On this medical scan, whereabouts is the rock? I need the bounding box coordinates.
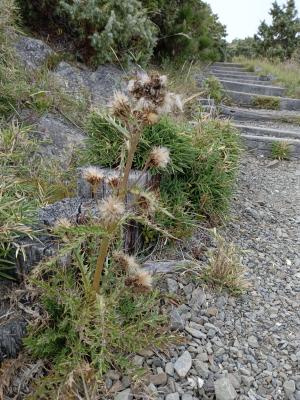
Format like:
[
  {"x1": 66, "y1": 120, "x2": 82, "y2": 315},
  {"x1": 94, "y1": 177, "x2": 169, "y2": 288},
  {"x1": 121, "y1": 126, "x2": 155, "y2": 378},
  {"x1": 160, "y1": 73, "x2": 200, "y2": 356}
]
[
  {"x1": 174, "y1": 351, "x2": 192, "y2": 378},
  {"x1": 149, "y1": 373, "x2": 167, "y2": 386},
  {"x1": 33, "y1": 113, "x2": 85, "y2": 167},
  {"x1": 214, "y1": 377, "x2": 237, "y2": 400},
  {"x1": 197, "y1": 377, "x2": 204, "y2": 388},
  {"x1": 182, "y1": 395, "x2": 193, "y2": 400},
  {"x1": 170, "y1": 308, "x2": 185, "y2": 331},
  {"x1": 132, "y1": 355, "x2": 144, "y2": 367},
  {"x1": 15, "y1": 35, "x2": 54, "y2": 69},
  {"x1": 284, "y1": 380, "x2": 296, "y2": 397},
  {"x1": 114, "y1": 389, "x2": 131, "y2": 400},
  {"x1": 228, "y1": 373, "x2": 241, "y2": 389},
  {"x1": 190, "y1": 288, "x2": 206, "y2": 310},
  {"x1": 185, "y1": 326, "x2": 206, "y2": 339},
  {"x1": 147, "y1": 383, "x2": 158, "y2": 396},
  {"x1": 0, "y1": 317, "x2": 27, "y2": 362},
  {"x1": 165, "y1": 362, "x2": 174, "y2": 376},
  {"x1": 165, "y1": 393, "x2": 180, "y2": 400},
  {"x1": 167, "y1": 278, "x2": 179, "y2": 293},
  {"x1": 53, "y1": 62, "x2": 125, "y2": 105},
  {"x1": 193, "y1": 360, "x2": 209, "y2": 379},
  {"x1": 248, "y1": 335, "x2": 259, "y2": 348}
]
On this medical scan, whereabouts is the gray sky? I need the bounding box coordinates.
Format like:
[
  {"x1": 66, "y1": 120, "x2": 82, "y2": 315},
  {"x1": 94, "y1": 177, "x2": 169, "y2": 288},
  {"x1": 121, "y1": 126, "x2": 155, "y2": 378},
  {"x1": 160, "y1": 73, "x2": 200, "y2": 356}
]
[{"x1": 206, "y1": 0, "x2": 300, "y2": 41}]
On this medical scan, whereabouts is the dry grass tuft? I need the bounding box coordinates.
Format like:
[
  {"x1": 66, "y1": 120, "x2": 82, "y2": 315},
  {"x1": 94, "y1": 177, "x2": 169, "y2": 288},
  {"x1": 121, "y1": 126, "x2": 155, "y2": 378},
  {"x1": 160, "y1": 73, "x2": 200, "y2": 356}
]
[{"x1": 202, "y1": 234, "x2": 250, "y2": 295}]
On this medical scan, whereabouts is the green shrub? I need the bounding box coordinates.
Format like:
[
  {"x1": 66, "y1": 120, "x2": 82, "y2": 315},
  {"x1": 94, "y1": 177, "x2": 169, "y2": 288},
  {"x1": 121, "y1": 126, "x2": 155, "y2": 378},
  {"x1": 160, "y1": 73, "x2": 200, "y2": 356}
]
[
  {"x1": 17, "y1": 0, "x2": 226, "y2": 64},
  {"x1": 84, "y1": 114, "x2": 240, "y2": 230},
  {"x1": 17, "y1": 0, "x2": 157, "y2": 65}
]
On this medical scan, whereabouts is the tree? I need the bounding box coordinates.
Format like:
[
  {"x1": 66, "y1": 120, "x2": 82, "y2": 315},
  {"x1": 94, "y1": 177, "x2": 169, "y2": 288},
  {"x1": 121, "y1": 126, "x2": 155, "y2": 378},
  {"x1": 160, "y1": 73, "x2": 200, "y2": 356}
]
[{"x1": 255, "y1": 0, "x2": 300, "y2": 60}]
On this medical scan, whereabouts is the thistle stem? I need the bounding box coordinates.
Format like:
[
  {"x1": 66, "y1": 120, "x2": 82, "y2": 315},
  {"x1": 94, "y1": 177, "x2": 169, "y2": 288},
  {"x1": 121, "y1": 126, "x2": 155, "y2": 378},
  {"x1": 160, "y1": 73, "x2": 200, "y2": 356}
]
[
  {"x1": 92, "y1": 236, "x2": 110, "y2": 291},
  {"x1": 119, "y1": 129, "x2": 142, "y2": 200}
]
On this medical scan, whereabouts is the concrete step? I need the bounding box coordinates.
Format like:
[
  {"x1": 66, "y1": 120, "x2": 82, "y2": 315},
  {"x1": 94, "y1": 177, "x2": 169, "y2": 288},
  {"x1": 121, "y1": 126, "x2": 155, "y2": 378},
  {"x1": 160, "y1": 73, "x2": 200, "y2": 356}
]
[
  {"x1": 209, "y1": 69, "x2": 272, "y2": 80},
  {"x1": 220, "y1": 80, "x2": 284, "y2": 97},
  {"x1": 210, "y1": 67, "x2": 249, "y2": 74},
  {"x1": 208, "y1": 72, "x2": 266, "y2": 82},
  {"x1": 221, "y1": 105, "x2": 300, "y2": 123},
  {"x1": 211, "y1": 64, "x2": 249, "y2": 73},
  {"x1": 241, "y1": 134, "x2": 300, "y2": 160},
  {"x1": 233, "y1": 123, "x2": 300, "y2": 140},
  {"x1": 213, "y1": 62, "x2": 244, "y2": 68},
  {"x1": 226, "y1": 90, "x2": 300, "y2": 111}
]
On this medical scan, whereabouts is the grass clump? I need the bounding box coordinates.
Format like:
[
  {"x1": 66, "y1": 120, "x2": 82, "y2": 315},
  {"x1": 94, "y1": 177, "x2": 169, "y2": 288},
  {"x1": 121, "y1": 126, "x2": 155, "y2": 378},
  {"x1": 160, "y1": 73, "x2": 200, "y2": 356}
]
[
  {"x1": 201, "y1": 234, "x2": 249, "y2": 295},
  {"x1": 271, "y1": 141, "x2": 290, "y2": 160},
  {"x1": 84, "y1": 114, "x2": 240, "y2": 233},
  {"x1": 203, "y1": 76, "x2": 225, "y2": 104},
  {"x1": 252, "y1": 95, "x2": 280, "y2": 110}
]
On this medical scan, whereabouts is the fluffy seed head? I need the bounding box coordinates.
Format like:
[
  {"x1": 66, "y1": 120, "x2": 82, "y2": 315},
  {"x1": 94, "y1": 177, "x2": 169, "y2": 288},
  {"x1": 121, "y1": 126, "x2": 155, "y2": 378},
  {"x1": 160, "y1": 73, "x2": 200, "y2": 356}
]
[
  {"x1": 150, "y1": 146, "x2": 170, "y2": 168},
  {"x1": 83, "y1": 167, "x2": 104, "y2": 186},
  {"x1": 157, "y1": 92, "x2": 183, "y2": 114},
  {"x1": 106, "y1": 175, "x2": 121, "y2": 189},
  {"x1": 126, "y1": 270, "x2": 153, "y2": 291},
  {"x1": 110, "y1": 91, "x2": 131, "y2": 118},
  {"x1": 113, "y1": 251, "x2": 140, "y2": 275},
  {"x1": 99, "y1": 196, "x2": 125, "y2": 225}
]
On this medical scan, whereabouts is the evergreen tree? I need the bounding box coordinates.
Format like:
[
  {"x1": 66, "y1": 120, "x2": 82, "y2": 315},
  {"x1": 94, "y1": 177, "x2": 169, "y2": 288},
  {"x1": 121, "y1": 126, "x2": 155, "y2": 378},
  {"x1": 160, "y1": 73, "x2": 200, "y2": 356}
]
[{"x1": 255, "y1": 0, "x2": 300, "y2": 60}]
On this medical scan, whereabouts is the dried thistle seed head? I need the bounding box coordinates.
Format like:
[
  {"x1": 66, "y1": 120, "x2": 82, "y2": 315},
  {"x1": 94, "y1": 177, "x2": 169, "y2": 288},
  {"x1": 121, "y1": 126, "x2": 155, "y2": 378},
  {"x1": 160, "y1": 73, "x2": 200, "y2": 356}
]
[
  {"x1": 149, "y1": 146, "x2": 170, "y2": 168},
  {"x1": 113, "y1": 251, "x2": 140, "y2": 274},
  {"x1": 106, "y1": 175, "x2": 121, "y2": 189},
  {"x1": 146, "y1": 112, "x2": 159, "y2": 125},
  {"x1": 99, "y1": 196, "x2": 125, "y2": 225},
  {"x1": 137, "y1": 191, "x2": 157, "y2": 214},
  {"x1": 110, "y1": 91, "x2": 131, "y2": 118},
  {"x1": 127, "y1": 79, "x2": 135, "y2": 92},
  {"x1": 83, "y1": 166, "x2": 104, "y2": 186},
  {"x1": 157, "y1": 92, "x2": 183, "y2": 114},
  {"x1": 126, "y1": 270, "x2": 153, "y2": 291},
  {"x1": 134, "y1": 97, "x2": 153, "y2": 111},
  {"x1": 159, "y1": 75, "x2": 168, "y2": 87}
]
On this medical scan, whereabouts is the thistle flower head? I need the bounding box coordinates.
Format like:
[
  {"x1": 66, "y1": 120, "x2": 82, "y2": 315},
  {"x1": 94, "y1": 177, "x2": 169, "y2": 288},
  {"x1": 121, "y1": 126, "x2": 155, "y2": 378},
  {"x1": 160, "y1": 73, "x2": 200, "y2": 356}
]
[
  {"x1": 113, "y1": 251, "x2": 140, "y2": 275},
  {"x1": 126, "y1": 270, "x2": 153, "y2": 291},
  {"x1": 82, "y1": 166, "x2": 104, "y2": 186},
  {"x1": 106, "y1": 175, "x2": 121, "y2": 189},
  {"x1": 99, "y1": 196, "x2": 125, "y2": 225},
  {"x1": 136, "y1": 190, "x2": 157, "y2": 215},
  {"x1": 149, "y1": 146, "x2": 170, "y2": 168},
  {"x1": 110, "y1": 91, "x2": 131, "y2": 118}
]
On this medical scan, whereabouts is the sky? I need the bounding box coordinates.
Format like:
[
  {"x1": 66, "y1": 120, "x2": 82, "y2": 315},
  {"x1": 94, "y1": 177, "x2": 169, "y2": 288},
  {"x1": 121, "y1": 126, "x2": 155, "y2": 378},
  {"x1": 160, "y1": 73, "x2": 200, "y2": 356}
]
[{"x1": 206, "y1": 0, "x2": 300, "y2": 41}]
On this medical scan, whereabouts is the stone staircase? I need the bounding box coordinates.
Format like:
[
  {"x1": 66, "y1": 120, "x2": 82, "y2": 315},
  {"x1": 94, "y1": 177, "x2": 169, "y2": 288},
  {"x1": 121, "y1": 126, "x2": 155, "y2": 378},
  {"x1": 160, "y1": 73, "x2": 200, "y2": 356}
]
[{"x1": 205, "y1": 62, "x2": 300, "y2": 160}]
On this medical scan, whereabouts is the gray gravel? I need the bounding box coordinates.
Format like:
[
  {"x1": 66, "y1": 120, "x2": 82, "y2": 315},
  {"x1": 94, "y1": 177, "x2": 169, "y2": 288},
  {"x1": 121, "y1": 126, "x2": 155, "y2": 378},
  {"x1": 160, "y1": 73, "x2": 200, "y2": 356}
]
[{"x1": 111, "y1": 154, "x2": 300, "y2": 400}]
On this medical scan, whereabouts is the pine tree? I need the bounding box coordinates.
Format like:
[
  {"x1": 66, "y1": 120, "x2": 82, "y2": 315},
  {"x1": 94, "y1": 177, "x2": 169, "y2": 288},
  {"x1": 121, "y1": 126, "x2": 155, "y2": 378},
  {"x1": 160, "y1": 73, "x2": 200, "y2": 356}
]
[{"x1": 255, "y1": 0, "x2": 300, "y2": 60}]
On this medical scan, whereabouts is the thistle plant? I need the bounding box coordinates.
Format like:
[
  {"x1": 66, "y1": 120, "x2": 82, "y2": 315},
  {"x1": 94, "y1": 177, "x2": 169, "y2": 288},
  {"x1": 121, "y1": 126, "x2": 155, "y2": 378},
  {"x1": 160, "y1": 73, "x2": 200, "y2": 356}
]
[{"x1": 82, "y1": 71, "x2": 182, "y2": 292}]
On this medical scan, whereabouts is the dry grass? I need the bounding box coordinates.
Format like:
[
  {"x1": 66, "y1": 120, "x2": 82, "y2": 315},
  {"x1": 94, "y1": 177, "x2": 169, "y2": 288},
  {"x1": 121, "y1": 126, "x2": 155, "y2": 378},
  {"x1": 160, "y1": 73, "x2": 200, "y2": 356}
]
[
  {"x1": 202, "y1": 234, "x2": 249, "y2": 295},
  {"x1": 234, "y1": 56, "x2": 300, "y2": 99}
]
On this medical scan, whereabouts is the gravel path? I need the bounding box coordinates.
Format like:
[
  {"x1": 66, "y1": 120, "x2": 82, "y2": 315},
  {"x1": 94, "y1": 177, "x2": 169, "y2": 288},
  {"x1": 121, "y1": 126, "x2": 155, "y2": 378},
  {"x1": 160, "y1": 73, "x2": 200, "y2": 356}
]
[
  {"x1": 219, "y1": 155, "x2": 300, "y2": 399},
  {"x1": 130, "y1": 155, "x2": 300, "y2": 400}
]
